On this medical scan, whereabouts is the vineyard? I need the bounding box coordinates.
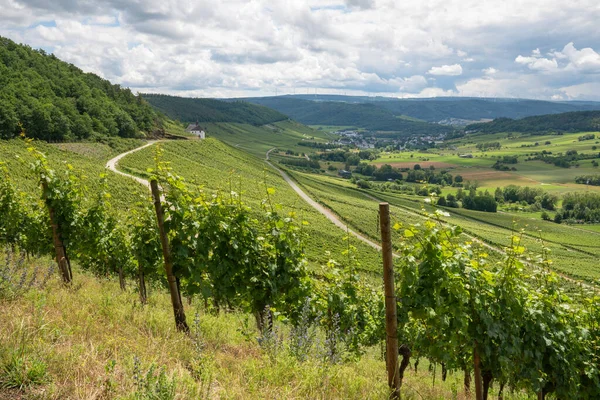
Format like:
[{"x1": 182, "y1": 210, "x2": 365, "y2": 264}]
[{"x1": 1, "y1": 136, "x2": 599, "y2": 399}]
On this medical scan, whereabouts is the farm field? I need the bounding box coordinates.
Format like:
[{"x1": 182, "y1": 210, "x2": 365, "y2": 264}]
[
  {"x1": 370, "y1": 131, "x2": 600, "y2": 194},
  {"x1": 203, "y1": 120, "x2": 334, "y2": 158},
  {"x1": 115, "y1": 139, "x2": 382, "y2": 272},
  {"x1": 280, "y1": 166, "x2": 600, "y2": 283}
]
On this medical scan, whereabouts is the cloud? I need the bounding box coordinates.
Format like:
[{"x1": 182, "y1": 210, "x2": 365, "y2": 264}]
[
  {"x1": 515, "y1": 55, "x2": 558, "y2": 72},
  {"x1": 1, "y1": 0, "x2": 600, "y2": 99},
  {"x1": 428, "y1": 64, "x2": 463, "y2": 76},
  {"x1": 560, "y1": 42, "x2": 600, "y2": 72}
]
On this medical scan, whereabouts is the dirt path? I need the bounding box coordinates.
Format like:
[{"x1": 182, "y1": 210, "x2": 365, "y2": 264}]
[
  {"x1": 105, "y1": 141, "x2": 158, "y2": 189},
  {"x1": 265, "y1": 148, "x2": 382, "y2": 250}
]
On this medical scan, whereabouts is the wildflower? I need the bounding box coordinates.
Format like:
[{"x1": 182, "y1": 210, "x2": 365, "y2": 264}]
[{"x1": 435, "y1": 209, "x2": 450, "y2": 217}]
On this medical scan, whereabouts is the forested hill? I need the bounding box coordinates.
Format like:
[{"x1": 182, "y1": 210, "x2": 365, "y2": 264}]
[
  {"x1": 143, "y1": 94, "x2": 288, "y2": 125},
  {"x1": 466, "y1": 110, "x2": 600, "y2": 134},
  {"x1": 0, "y1": 36, "x2": 165, "y2": 141},
  {"x1": 241, "y1": 97, "x2": 454, "y2": 135},
  {"x1": 244, "y1": 95, "x2": 600, "y2": 124}
]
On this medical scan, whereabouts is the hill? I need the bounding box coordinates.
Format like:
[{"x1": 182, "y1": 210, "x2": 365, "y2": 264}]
[
  {"x1": 466, "y1": 110, "x2": 600, "y2": 134},
  {"x1": 240, "y1": 97, "x2": 454, "y2": 135},
  {"x1": 243, "y1": 95, "x2": 600, "y2": 124},
  {"x1": 0, "y1": 36, "x2": 168, "y2": 141},
  {"x1": 143, "y1": 94, "x2": 288, "y2": 125}
]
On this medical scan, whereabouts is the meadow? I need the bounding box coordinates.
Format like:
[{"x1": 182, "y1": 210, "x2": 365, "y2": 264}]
[{"x1": 370, "y1": 131, "x2": 600, "y2": 194}]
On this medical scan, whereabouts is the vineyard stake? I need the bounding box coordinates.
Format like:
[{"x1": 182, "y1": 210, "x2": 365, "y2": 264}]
[
  {"x1": 42, "y1": 181, "x2": 72, "y2": 284},
  {"x1": 150, "y1": 179, "x2": 190, "y2": 333},
  {"x1": 379, "y1": 202, "x2": 400, "y2": 399}
]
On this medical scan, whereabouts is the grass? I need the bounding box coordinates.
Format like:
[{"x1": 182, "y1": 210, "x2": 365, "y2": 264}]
[{"x1": 0, "y1": 253, "x2": 534, "y2": 399}]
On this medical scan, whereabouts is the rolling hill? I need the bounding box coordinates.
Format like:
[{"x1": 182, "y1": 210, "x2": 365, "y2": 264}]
[
  {"x1": 242, "y1": 95, "x2": 600, "y2": 125},
  {"x1": 0, "y1": 36, "x2": 166, "y2": 141},
  {"x1": 142, "y1": 94, "x2": 288, "y2": 125},
  {"x1": 239, "y1": 97, "x2": 454, "y2": 135},
  {"x1": 466, "y1": 110, "x2": 600, "y2": 134}
]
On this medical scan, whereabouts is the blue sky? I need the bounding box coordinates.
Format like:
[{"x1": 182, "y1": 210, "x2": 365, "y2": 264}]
[{"x1": 1, "y1": 0, "x2": 600, "y2": 100}]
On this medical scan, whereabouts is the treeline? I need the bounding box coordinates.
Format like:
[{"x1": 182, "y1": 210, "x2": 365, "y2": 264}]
[
  {"x1": 437, "y1": 189, "x2": 498, "y2": 212},
  {"x1": 297, "y1": 141, "x2": 338, "y2": 149},
  {"x1": 554, "y1": 192, "x2": 600, "y2": 223},
  {"x1": 530, "y1": 150, "x2": 600, "y2": 168},
  {"x1": 142, "y1": 94, "x2": 288, "y2": 126},
  {"x1": 0, "y1": 36, "x2": 163, "y2": 141},
  {"x1": 278, "y1": 158, "x2": 321, "y2": 169},
  {"x1": 495, "y1": 185, "x2": 557, "y2": 210},
  {"x1": 314, "y1": 149, "x2": 378, "y2": 165},
  {"x1": 575, "y1": 175, "x2": 600, "y2": 186},
  {"x1": 476, "y1": 141, "x2": 501, "y2": 151},
  {"x1": 355, "y1": 162, "x2": 463, "y2": 185},
  {"x1": 467, "y1": 110, "x2": 600, "y2": 134}
]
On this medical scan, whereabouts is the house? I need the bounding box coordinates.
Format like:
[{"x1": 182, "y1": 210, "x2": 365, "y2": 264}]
[
  {"x1": 459, "y1": 153, "x2": 473, "y2": 158},
  {"x1": 338, "y1": 170, "x2": 352, "y2": 178},
  {"x1": 185, "y1": 121, "x2": 206, "y2": 139}
]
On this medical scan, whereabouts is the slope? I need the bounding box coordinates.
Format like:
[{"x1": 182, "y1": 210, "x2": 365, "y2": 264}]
[
  {"x1": 0, "y1": 36, "x2": 166, "y2": 141},
  {"x1": 241, "y1": 97, "x2": 453, "y2": 135},
  {"x1": 466, "y1": 110, "x2": 600, "y2": 134},
  {"x1": 143, "y1": 94, "x2": 288, "y2": 126}
]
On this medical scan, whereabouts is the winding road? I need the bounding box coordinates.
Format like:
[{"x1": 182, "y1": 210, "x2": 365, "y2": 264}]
[
  {"x1": 105, "y1": 141, "x2": 158, "y2": 188},
  {"x1": 265, "y1": 148, "x2": 382, "y2": 250},
  {"x1": 105, "y1": 142, "x2": 598, "y2": 291}
]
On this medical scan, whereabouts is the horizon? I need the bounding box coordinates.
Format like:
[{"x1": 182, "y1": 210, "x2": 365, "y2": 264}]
[{"x1": 2, "y1": 1, "x2": 600, "y2": 100}]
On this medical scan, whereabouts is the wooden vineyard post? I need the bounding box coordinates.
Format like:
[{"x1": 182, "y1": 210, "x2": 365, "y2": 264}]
[
  {"x1": 379, "y1": 202, "x2": 401, "y2": 399},
  {"x1": 137, "y1": 257, "x2": 147, "y2": 305},
  {"x1": 42, "y1": 181, "x2": 72, "y2": 284},
  {"x1": 150, "y1": 179, "x2": 189, "y2": 333},
  {"x1": 474, "y1": 343, "x2": 483, "y2": 400}
]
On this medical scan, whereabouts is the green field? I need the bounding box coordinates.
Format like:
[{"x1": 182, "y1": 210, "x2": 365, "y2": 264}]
[
  {"x1": 369, "y1": 131, "x2": 600, "y2": 194},
  {"x1": 116, "y1": 139, "x2": 381, "y2": 272},
  {"x1": 203, "y1": 121, "x2": 334, "y2": 158}
]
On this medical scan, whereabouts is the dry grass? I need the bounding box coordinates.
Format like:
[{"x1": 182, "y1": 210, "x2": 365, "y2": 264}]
[{"x1": 0, "y1": 260, "x2": 528, "y2": 399}]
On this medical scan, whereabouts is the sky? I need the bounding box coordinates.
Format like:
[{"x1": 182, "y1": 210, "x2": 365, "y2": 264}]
[{"x1": 2, "y1": 0, "x2": 600, "y2": 100}]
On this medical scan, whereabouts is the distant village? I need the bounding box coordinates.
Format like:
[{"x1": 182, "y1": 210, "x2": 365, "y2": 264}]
[{"x1": 331, "y1": 129, "x2": 448, "y2": 150}]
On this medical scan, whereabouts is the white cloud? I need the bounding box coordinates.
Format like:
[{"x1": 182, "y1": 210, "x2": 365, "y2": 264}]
[
  {"x1": 560, "y1": 42, "x2": 600, "y2": 72},
  {"x1": 1, "y1": 0, "x2": 600, "y2": 99},
  {"x1": 427, "y1": 64, "x2": 463, "y2": 76},
  {"x1": 515, "y1": 55, "x2": 558, "y2": 72}
]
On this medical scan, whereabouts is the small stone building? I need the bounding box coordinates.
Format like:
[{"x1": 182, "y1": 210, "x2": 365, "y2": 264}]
[{"x1": 185, "y1": 121, "x2": 206, "y2": 139}]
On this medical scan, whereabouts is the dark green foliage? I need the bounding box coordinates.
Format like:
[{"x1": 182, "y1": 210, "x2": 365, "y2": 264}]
[
  {"x1": 143, "y1": 94, "x2": 287, "y2": 126},
  {"x1": 467, "y1": 111, "x2": 600, "y2": 134},
  {"x1": 578, "y1": 133, "x2": 596, "y2": 141},
  {"x1": 476, "y1": 142, "x2": 501, "y2": 151},
  {"x1": 0, "y1": 36, "x2": 162, "y2": 141},
  {"x1": 242, "y1": 97, "x2": 454, "y2": 135},
  {"x1": 575, "y1": 174, "x2": 600, "y2": 186},
  {"x1": 462, "y1": 191, "x2": 497, "y2": 212},
  {"x1": 278, "y1": 158, "x2": 321, "y2": 169},
  {"x1": 297, "y1": 141, "x2": 338, "y2": 149},
  {"x1": 554, "y1": 192, "x2": 600, "y2": 223},
  {"x1": 372, "y1": 164, "x2": 402, "y2": 181}
]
